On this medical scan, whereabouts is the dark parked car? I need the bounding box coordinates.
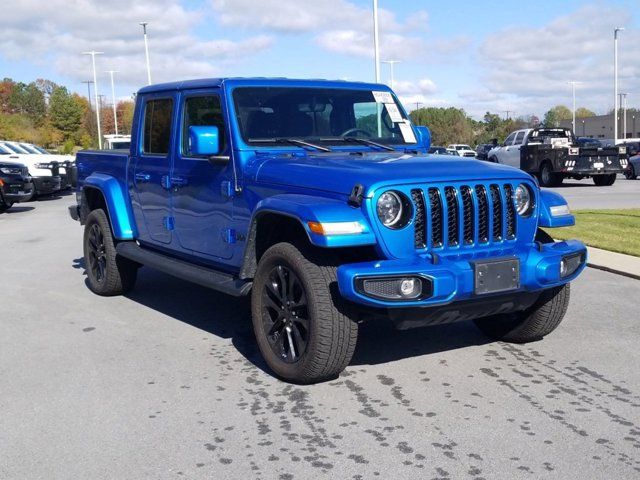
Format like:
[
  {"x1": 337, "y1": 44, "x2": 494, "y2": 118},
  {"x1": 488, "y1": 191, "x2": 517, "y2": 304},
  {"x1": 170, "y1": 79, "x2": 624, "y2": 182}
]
[
  {"x1": 575, "y1": 137, "x2": 603, "y2": 148},
  {"x1": 625, "y1": 153, "x2": 640, "y2": 180},
  {"x1": 475, "y1": 143, "x2": 495, "y2": 160},
  {"x1": 428, "y1": 146, "x2": 448, "y2": 154},
  {"x1": 0, "y1": 160, "x2": 34, "y2": 212}
]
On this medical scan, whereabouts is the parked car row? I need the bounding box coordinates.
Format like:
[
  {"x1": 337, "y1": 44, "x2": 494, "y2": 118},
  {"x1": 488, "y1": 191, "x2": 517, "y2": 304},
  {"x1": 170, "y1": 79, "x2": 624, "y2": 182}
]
[{"x1": 0, "y1": 141, "x2": 74, "y2": 212}]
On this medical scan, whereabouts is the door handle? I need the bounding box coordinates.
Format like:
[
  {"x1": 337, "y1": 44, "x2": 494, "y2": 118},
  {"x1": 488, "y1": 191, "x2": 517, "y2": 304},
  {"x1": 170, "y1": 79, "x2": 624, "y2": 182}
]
[{"x1": 135, "y1": 172, "x2": 151, "y2": 183}]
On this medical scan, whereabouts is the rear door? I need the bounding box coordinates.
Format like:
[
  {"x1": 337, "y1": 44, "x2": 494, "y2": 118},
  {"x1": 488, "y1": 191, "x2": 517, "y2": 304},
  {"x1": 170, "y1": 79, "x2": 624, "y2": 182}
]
[
  {"x1": 171, "y1": 90, "x2": 235, "y2": 260},
  {"x1": 130, "y1": 95, "x2": 175, "y2": 245}
]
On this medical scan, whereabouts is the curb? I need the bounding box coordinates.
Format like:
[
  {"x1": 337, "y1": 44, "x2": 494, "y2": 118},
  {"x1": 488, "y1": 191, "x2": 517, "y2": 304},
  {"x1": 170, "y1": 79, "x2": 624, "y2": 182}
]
[
  {"x1": 584, "y1": 245, "x2": 640, "y2": 281},
  {"x1": 586, "y1": 262, "x2": 640, "y2": 281}
]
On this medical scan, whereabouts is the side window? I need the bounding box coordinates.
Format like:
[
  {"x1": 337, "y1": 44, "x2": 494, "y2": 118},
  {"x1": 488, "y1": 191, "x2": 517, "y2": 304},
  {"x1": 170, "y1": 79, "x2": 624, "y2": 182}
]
[
  {"x1": 182, "y1": 95, "x2": 226, "y2": 156},
  {"x1": 514, "y1": 131, "x2": 525, "y2": 145},
  {"x1": 504, "y1": 133, "x2": 516, "y2": 145},
  {"x1": 143, "y1": 98, "x2": 173, "y2": 155}
]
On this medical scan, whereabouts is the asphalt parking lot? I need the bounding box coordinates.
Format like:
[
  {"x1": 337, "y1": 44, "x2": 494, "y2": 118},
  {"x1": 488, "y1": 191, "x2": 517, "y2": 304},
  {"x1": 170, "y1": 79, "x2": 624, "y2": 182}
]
[
  {"x1": 545, "y1": 175, "x2": 640, "y2": 210},
  {"x1": 1, "y1": 194, "x2": 640, "y2": 480}
]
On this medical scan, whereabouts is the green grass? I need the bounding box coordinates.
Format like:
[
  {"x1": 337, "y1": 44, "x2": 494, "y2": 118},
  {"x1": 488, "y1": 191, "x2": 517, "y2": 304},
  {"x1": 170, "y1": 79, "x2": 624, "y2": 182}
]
[{"x1": 546, "y1": 209, "x2": 640, "y2": 257}]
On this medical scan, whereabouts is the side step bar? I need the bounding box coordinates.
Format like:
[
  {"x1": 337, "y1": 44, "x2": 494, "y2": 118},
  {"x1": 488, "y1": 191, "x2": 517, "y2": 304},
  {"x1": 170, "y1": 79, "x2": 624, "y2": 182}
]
[{"x1": 116, "y1": 242, "x2": 252, "y2": 297}]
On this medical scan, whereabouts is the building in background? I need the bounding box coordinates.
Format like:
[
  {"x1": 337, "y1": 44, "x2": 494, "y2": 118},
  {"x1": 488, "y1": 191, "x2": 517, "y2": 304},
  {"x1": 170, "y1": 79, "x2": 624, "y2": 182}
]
[{"x1": 560, "y1": 112, "x2": 639, "y2": 139}]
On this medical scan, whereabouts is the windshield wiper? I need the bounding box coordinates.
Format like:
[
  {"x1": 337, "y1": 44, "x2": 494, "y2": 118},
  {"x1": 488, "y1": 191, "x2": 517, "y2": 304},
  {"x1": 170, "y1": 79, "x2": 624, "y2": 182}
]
[
  {"x1": 321, "y1": 137, "x2": 395, "y2": 151},
  {"x1": 249, "y1": 138, "x2": 331, "y2": 152}
]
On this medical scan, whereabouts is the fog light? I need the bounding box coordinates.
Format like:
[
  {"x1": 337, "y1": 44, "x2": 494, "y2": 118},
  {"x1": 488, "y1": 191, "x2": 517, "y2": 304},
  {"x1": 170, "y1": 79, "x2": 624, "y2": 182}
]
[
  {"x1": 359, "y1": 276, "x2": 427, "y2": 301},
  {"x1": 560, "y1": 253, "x2": 584, "y2": 278}
]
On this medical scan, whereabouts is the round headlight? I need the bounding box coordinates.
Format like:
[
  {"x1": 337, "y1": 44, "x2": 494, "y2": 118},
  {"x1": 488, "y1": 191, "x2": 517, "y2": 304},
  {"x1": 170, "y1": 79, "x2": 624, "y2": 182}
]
[
  {"x1": 376, "y1": 190, "x2": 410, "y2": 228},
  {"x1": 514, "y1": 184, "x2": 533, "y2": 216}
]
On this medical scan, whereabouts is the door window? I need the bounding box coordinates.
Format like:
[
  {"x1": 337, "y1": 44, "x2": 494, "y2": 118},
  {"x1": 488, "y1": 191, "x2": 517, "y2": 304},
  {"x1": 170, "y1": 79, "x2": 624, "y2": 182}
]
[
  {"x1": 142, "y1": 98, "x2": 173, "y2": 155},
  {"x1": 504, "y1": 133, "x2": 516, "y2": 145},
  {"x1": 514, "y1": 131, "x2": 525, "y2": 145},
  {"x1": 181, "y1": 95, "x2": 226, "y2": 156}
]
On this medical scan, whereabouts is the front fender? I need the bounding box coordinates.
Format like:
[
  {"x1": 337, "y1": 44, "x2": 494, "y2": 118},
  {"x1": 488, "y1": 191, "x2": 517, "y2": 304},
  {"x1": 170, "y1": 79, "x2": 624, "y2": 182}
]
[
  {"x1": 83, "y1": 173, "x2": 136, "y2": 239},
  {"x1": 538, "y1": 189, "x2": 575, "y2": 228},
  {"x1": 253, "y1": 194, "x2": 376, "y2": 248}
]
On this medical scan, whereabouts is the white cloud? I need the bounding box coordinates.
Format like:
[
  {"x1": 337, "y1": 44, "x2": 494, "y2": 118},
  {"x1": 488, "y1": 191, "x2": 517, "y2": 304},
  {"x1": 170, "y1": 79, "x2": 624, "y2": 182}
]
[
  {"x1": 211, "y1": 0, "x2": 432, "y2": 61},
  {"x1": 475, "y1": 4, "x2": 640, "y2": 116},
  {"x1": 0, "y1": 0, "x2": 273, "y2": 89}
]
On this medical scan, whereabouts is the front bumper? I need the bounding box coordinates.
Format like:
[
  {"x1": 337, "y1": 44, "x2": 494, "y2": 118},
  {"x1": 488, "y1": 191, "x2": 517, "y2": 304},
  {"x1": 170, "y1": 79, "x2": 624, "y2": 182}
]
[
  {"x1": 337, "y1": 239, "x2": 587, "y2": 309},
  {"x1": 1, "y1": 180, "x2": 34, "y2": 203},
  {"x1": 32, "y1": 175, "x2": 62, "y2": 195}
]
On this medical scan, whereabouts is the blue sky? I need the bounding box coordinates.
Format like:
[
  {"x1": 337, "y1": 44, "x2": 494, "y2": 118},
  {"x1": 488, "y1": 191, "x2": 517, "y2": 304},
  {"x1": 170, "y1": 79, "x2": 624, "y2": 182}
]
[{"x1": 0, "y1": 0, "x2": 639, "y2": 119}]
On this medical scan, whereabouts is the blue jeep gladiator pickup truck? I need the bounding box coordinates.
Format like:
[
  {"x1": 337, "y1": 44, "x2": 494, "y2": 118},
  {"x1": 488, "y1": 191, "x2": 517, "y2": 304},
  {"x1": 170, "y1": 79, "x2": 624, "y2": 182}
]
[{"x1": 69, "y1": 78, "x2": 586, "y2": 383}]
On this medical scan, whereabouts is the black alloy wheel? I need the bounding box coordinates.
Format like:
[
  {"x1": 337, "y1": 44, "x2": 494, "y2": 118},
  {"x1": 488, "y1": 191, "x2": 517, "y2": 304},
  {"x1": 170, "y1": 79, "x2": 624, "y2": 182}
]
[
  {"x1": 261, "y1": 265, "x2": 309, "y2": 363},
  {"x1": 87, "y1": 223, "x2": 107, "y2": 284}
]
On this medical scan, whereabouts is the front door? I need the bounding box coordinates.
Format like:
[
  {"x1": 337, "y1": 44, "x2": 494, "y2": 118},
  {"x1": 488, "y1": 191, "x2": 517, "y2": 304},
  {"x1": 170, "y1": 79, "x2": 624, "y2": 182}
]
[
  {"x1": 131, "y1": 96, "x2": 175, "y2": 245},
  {"x1": 503, "y1": 130, "x2": 525, "y2": 168},
  {"x1": 171, "y1": 91, "x2": 235, "y2": 260}
]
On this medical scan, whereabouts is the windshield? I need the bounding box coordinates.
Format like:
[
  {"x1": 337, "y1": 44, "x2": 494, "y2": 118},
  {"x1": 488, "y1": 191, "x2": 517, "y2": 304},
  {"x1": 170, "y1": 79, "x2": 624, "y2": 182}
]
[
  {"x1": 455, "y1": 145, "x2": 471, "y2": 150},
  {"x1": 20, "y1": 143, "x2": 41, "y2": 154},
  {"x1": 0, "y1": 142, "x2": 24, "y2": 154},
  {"x1": 232, "y1": 87, "x2": 414, "y2": 147},
  {"x1": 110, "y1": 141, "x2": 130, "y2": 149},
  {"x1": 34, "y1": 145, "x2": 50, "y2": 154}
]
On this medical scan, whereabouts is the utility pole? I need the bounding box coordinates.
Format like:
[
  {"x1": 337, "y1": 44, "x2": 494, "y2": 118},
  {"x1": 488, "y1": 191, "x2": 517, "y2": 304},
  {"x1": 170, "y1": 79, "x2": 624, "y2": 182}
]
[
  {"x1": 381, "y1": 60, "x2": 400, "y2": 89},
  {"x1": 614, "y1": 27, "x2": 624, "y2": 143},
  {"x1": 82, "y1": 51, "x2": 104, "y2": 149},
  {"x1": 81, "y1": 80, "x2": 94, "y2": 106},
  {"x1": 567, "y1": 81, "x2": 581, "y2": 133},
  {"x1": 415, "y1": 102, "x2": 423, "y2": 111},
  {"x1": 140, "y1": 22, "x2": 152, "y2": 85},
  {"x1": 106, "y1": 70, "x2": 119, "y2": 135},
  {"x1": 503, "y1": 110, "x2": 513, "y2": 120}
]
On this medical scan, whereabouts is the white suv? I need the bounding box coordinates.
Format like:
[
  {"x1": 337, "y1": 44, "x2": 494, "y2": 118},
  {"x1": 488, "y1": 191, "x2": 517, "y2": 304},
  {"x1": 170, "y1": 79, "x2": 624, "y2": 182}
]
[{"x1": 447, "y1": 144, "x2": 476, "y2": 158}]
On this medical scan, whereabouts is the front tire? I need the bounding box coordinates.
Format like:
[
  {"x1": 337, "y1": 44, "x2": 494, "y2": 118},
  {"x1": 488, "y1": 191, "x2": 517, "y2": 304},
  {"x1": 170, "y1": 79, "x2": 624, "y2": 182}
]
[
  {"x1": 0, "y1": 199, "x2": 13, "y2": 212},
  {"x1": 251, "y1": 242, "x2": 358, "y2": 384},
  {"x1": 593, "y1": 174, "x2": 616, "y2": 186},
  {"x1": 474, "y1": 283, "x2": 570, "y2": 343},
  {"x1": 83, "y1": 209, "x2": 138, "y2": 296},
  {"x1": 624, "y1": 165, "x2": 637, "y2": 180}
]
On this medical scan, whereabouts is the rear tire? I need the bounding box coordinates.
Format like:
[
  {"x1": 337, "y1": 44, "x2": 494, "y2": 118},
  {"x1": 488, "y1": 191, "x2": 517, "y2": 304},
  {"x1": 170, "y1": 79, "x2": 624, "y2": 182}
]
[
  {"x1": 0, "y1": 198, "x2": 13, "y2": 212},
  {"x1": 593, "y1": 174, "x2": 616, "y2": 186},
  {"x1": 474, "y1": 283, "x2": 570, "y2": 343},
  {"x1": 83, "y1": 209, "x2": 138, "y2": 296},
  {"x1": 538, "y1": 162, "x2": 562, "y2": 187},
  {"x1": 251, "y1": 242, "x2": 358, "y2": 384},
  {"x1": 624, "y1": 165, "x2": 637, "y2": 180}
]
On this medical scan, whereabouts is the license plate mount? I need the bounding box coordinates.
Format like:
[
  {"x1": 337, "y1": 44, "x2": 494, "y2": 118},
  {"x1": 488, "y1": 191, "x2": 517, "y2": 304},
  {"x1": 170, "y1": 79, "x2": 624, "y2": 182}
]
[{"x1": 474, "y1": 258, "x2": 520, "y2": 295}]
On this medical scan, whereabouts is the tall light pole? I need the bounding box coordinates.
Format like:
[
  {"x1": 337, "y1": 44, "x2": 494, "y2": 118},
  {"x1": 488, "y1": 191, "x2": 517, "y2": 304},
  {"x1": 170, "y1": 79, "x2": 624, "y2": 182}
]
[
  {"x1": 372, "y1": 1, "x2": 380, "y2": 83},
  {"x1": 622, "y1": 93, "x2": 628, "y2": 139},
  {"x1": 106, "y1": 70, "x2": 119, "y2": 135},
  {"x1": 381, "y1": 60, "x2": 400, "y2": 89},
  {"x1": 567, "y1": 81, "x2": 581, "y2": 133},
  {"x1": 140, "y1": 22, "x2": 152, "y2": 85},
  {"x1": 83, "y1": 51, "x2": 104, "y2": 149},
  {"x1": 614, "y1": 27, "x2": 624, "y2": 143}
]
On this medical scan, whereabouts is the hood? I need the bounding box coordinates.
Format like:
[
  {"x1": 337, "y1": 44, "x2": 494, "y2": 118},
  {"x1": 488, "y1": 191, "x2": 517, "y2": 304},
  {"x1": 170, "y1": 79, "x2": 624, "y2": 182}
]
[{"x1": 252, "y1": 151, "x2": 532, "y2": 195}]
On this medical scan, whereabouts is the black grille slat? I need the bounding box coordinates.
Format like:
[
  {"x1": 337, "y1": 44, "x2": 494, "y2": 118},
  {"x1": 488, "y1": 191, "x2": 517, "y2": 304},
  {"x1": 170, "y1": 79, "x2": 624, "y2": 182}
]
[
  {"x1": 444, "y1": 187, "x2": 459, "y2": 246},
  {"x1": 428, "y1": 188, "x2": 443, "y2": 248},
  {"x1": 411, "y1": 189, "x2": 426, "y2": 249},
  {"x1": 461, "y1": 186, "x2": 474, "y2": 245},
  {"x1": 475, "y1": 185, "x2": 489, "y2": 243},
  {"x1": 504, "y1": 184, "x2": 516, "y2": 239},
  {"x1": 490, "y1": 185, "x2": 503, "y2": 241}
]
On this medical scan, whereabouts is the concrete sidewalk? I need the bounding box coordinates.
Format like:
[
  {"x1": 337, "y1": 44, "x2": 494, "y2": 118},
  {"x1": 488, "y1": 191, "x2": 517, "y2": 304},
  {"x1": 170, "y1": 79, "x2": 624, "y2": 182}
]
[{"x1": 587, "y1": 245, "x2": 640, "y2": 281}]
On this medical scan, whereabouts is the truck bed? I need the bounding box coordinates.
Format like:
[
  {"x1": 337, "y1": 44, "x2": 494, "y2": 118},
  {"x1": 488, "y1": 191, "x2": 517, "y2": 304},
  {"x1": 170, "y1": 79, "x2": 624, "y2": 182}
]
[{"x1": 76, "y1": 150, "x2": 129, "y2": 186}]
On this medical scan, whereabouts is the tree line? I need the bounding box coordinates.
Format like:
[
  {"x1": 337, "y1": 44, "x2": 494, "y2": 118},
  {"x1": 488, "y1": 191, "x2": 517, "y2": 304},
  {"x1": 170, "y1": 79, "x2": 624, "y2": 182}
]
[
  {"x1": 410, "y1": 104, "x2": 599, "y2": 147},
  {"x1": 0, "y1": 78, "x2": 134, "y2": 153}
]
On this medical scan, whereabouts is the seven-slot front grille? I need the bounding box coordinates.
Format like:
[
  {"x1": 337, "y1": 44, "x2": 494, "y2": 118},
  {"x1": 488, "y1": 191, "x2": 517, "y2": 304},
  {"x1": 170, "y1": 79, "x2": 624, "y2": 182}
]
[{"x1": 411, "y1": 183, "x2": 519, "y2": 250}]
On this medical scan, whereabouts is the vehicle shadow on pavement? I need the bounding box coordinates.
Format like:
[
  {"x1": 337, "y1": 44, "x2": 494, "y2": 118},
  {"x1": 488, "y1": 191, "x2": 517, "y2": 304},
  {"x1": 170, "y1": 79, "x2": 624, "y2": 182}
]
[
  {"x1": 351, "y1": 318, "x2": 491, "y2": 366},
  {"x1": 71, "y1": 259, "x2": 494, "y2": 373},
  {"x1": 3, "y1": 206, "x2": 35, "y2": 214}
]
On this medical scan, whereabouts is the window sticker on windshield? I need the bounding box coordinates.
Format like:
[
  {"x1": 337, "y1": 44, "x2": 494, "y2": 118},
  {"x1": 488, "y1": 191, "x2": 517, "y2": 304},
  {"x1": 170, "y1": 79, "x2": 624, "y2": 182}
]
[
  {"x1": 372, "y1": 91, "x2": 394, "y2": 103},
  {"x1": 398, "y1": 121, "x2": 417, "y2": 143},
  {"x1": 384, "y1": 103, "x2": 403, "y2": 122}
]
